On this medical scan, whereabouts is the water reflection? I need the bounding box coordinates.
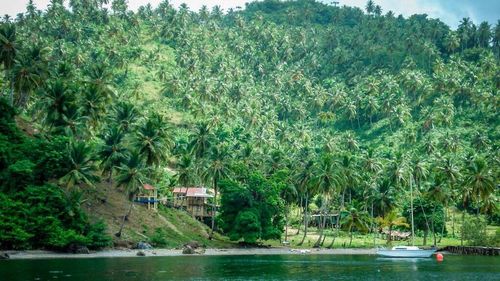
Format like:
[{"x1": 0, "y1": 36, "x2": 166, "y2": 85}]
[{"x1": 0, "y1": 254, "x2": 499, "y2": 281}]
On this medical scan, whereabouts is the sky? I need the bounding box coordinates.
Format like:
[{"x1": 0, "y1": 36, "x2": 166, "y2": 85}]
[{"x1": 1, "y1": 0, "x2": 498, "y2": 28}]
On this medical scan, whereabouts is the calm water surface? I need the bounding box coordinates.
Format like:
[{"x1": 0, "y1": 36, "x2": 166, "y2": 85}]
[{"x1": 1, "y1": 254, "x2": 499, "y2": 281}]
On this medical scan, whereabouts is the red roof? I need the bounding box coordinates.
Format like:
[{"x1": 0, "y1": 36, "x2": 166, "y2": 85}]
[
  {"x1": 173, "y1": 187, "x2": 213, "y2": 198},
  {"x1": 143, "y1": 184, "x2": 155, "y2": 190}
]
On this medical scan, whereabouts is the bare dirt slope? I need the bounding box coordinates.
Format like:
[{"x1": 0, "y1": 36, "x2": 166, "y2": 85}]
[{"x1": 82, "y1": 182, "x2": 230, "y2": 248}]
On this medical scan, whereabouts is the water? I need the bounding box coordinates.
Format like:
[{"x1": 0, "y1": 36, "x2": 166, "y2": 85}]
[{"x1": 1, "y1": 254, "x2": 499, "y2": 281}]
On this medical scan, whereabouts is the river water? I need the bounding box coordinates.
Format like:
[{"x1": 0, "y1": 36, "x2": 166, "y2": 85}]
[{"x1": 1, "y1": 254, "x2": 499, "y2": 280}]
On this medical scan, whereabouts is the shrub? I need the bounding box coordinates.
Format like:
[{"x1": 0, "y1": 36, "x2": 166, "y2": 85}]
[{"x1": 150, "y1": 228, "x2": 168, "y2": 247}]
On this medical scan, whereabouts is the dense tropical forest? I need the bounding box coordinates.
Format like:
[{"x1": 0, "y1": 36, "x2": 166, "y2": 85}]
[{"x1": 0, "y1": 0, "x2": 498, "y2": 251}]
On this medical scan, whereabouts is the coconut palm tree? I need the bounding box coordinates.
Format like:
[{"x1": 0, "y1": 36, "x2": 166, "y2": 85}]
[
  {"x1": 313, "y1": 154, "x2": 340, "y2": 247},
  {"x1": 376, "y1": 211, "x2": 409, "y2": 244},
  {"x1": 0, "y1": 23, "x2": 17, "y2": 105},
  {"x1": 98, "y1": 126, "x2": 127, "y2": 183},
  {"x1": 281, "y1": 183, "x2": 297, "y2": 242},
  {"x1": 341, "y1": 204, "x2": 370, "y2": 246},
  {"x1": 296, "y1": 159, "x2": 316, "y2": 246},
  {"x1": 60, "y1": 141, "x2": 100, "y2": 188},
  {"x1": 203, "y1": 143, "x2": 232, "y2": 237},
  {"x1": 112, "y1": 101, "x2": 139, "y2": 133},
  {"x1": 115, "y1": 150, "x2": 150, "y2": 237},
  {"x1": 134, "y1": 116, "x2": 172, "y2": 169},
  {"x1": 189, "y1": 121, "x2": 215, "y2": 159}
]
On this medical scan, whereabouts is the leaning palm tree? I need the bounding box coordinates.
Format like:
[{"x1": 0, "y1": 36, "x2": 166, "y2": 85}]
[
  {"x1": 115, "y1": 151, "x2": 150, "y2": 238},
  {"x1": 60, "y1": 141, "x2": 100, "y2": 188}
]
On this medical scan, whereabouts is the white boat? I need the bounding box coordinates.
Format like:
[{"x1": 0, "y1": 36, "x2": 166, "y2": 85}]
[{"x1": 377, "y1": 246, "x2": 436, "y2": 258}]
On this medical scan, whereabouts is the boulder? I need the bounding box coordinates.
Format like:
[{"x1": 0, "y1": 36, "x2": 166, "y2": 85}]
[
  {"x1": 182, "y1": 245, "x2": 195, "y2": 254},
  {"x1": 136, "y1": 250, "x2": 146, "y2": 256},
  {"x1": 0, "y1": 252, "x2": 9, "y2": 259},
  {"x1": 194, "y1": 248, "x2": 206, "y2": 254},
  {"x1": 136, "y1": 242, "x2": 153, "y2": 250},
  {"x1": 67, "y1": 244, "x2": 90, "y2": 254},
  {"x1": 184, "y1": 241, "x2": 201, "y2": 249}
]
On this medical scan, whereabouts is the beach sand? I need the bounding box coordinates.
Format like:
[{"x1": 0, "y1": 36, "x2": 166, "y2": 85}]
[{"x1": 5, "y1": 248, "x2": 376, "y2": 259}]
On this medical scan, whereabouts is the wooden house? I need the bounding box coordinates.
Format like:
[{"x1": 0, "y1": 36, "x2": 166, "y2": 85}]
[
  {"x1": 172, "y1": 187, "x2": 214, "y2": 218},
  {"x1": 135, "y1": 184, "x2": 158, "y2": 210}
]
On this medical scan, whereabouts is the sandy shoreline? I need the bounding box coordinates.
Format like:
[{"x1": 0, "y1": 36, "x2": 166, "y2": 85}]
[{"x1": 4, "y1": 248, "x2": 376, "y2": 260}]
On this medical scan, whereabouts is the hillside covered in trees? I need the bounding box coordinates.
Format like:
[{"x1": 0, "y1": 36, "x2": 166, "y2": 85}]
[{"x1": 0, "y1": 0, "x2": 498, "y2": 250}]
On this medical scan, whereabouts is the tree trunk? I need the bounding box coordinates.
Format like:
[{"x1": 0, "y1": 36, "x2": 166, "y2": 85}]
[
  {"x1": 298, "y1": 196, "x2": 309, "y2": 246},
  {"x1": 439, "y1": 206, "x2": 447, "y2": 243},
  {"x1": 431, "y1": 206, "x2": 437, "y2": 246},
  {"x1": 296, "y1": 196, "x2": 303, "y2": 235},
  {"x1": 116, "y1": 199, "x2": 134, "y2": 237},
  {"x1": 423, "y1": 228, "x2": 428, "y2": 245},
  {"x1": 314, "y1": 212, "x2": 326, "y2": 247},
  {"x1": 284, "y1": 205, "x2": 289, "y2": 242},
  {"x1": 460, "y1": 211, "x2": 465, "y2": 246},
  {"x1": 327, "y1": 214, "x2": 340, "y2": 248},
  {"x1": 210, "y1": 178, "x2": 218, "y2": 238},
  {"x1": 349, "y1": 224, "x2": 353, "y2": 246}
]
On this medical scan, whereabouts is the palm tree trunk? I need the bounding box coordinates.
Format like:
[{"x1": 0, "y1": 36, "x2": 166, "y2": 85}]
[
  {"x1": 349, "y1": 224, "x2": 353, "y2": 246},
  {"x1": 296, "y1": 196, "x2": 303, "y2": 235},
  {"x1": 298, "y1": 196, "x2": 309, "y2": 246},
  {"x1": 410, "y1": 177, "x2": 415, "y2": 246},
  {"x1": 210, "y1": 178, "x2": 218, "y2": 238},
  {"x1": 439, "y1": 205, "x2": 447, "y2": 243},
  {"x1": 327, "y1": 214, "x2": 340, "y2": 248},
  {"x1": 284, "y1": 205, "x2": 289, "y2": 242},
  {"x1": 460, "y1": 211, "x2": 465, "y2": 246},
  {"x1": 419, "y1": 203, "x2": 431, "y2": 244},
  {"x1": 116, "y1": 199, "x2": 134, "y2": 237}
]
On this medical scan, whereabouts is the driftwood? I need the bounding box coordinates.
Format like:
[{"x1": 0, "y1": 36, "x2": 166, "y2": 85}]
[{"x1": 440, "y1": 246, "x2": 499, "y2": 256}]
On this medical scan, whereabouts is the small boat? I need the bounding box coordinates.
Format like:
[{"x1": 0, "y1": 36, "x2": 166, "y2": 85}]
[{"x1": 377, "y1": 246, "x2": 436, "y2": 258}]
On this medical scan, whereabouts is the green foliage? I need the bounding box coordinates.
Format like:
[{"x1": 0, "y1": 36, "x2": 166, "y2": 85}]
[
  {"x1": 0, "y1": 0, "x2": 498, "y2": 249},
  {"x1": 219, "y1": 173, "x2": 284, "y2": 243},
  {"x1": 462, "y1": 215, "x2": 488, "y2": 246},
  {"x1": 149, "y1": 227, "x2": 168, "y2": 247}
]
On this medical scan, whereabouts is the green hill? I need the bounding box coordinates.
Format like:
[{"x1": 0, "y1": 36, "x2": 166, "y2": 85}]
[{"x1": 0, "y1": 0, "x2": 498, "y2": 250}]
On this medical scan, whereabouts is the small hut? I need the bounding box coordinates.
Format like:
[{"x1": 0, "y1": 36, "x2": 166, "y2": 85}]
[
  {"x1": 135, "y1": 184, "x2": 158, "y2": 210},
  {"x1": 172, "y1": 187, "x2": 214, "y2": 218}
]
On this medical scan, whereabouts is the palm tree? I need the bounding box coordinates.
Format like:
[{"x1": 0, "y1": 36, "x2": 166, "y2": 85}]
[
  {"x1": 60, "y1": 141, "x2": 100, "y2": 188},
  {"x1": 464, "y1": 156, "x2": 495, "y2": 204},
  {"x1": 189, "y1": 121, "x2": 215, "y2": 159},
  {"x1": 203, "y1": 144, "x2": 232, "y2": 237},
  {"x1": 112, "y1": 101, "x2": 139, "y2": 133},
  {"x1": 341, "y1": 204, "x2": 370, "y2": 246},
  {"x1": 376, "y1": 211, "x2": 409, "y2": 244},
  {"x1": 98, "y1": 126, "x2": 127, "y2": 183},
  {"x1": 313, "y1": 154, "x2": 339, "y2": 247},
  {"x1": 41, "y1": 80, "x2": 76, "y2": 129},
  {"x1": 0, "y1": 23, "x2": 17, "y2": 105},
  {"x1": 281, "y1": 183, "x2": 297, "y2": 242},
  {"x1": 134, "y1": 116, "x2": 172, "y2": 169},
  {"x1": 115, "y1": 151, "x2": 149, "y2": 237},
  {"x1": 296, "y1": 159, "x2": 316, "y2": 246}
]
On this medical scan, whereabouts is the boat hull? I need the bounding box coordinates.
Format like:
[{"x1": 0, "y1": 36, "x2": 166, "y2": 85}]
[{"x1": 377, "y1": 249, "x2": 436, "y2": 258}]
